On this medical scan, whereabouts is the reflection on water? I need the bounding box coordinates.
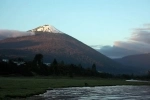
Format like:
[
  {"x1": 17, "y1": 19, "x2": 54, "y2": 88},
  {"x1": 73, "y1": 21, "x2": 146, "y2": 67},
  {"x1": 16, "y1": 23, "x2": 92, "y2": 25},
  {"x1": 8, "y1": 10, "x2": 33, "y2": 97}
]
[{"x1": 39, "y1": 86, "x2": 150, "y2": 100}]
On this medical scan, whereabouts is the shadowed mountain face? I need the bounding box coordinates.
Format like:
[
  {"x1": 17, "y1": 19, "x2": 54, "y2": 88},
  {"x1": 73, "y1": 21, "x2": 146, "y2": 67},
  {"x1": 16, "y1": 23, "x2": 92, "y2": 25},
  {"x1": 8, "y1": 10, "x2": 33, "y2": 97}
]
[
  {"x1": 114, "y1": 53, "x2": 150, "y2": 74},
  {"x1": 0, "y1": 31, "x2": 125, "y2": 74}
]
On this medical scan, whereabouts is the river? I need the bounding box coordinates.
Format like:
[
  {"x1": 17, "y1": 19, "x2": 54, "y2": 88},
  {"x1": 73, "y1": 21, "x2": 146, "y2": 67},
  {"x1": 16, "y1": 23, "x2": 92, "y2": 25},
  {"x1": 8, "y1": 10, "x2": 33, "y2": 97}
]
[{"x1": 32, "y1": 86, "x2": 150, "y2": 100}]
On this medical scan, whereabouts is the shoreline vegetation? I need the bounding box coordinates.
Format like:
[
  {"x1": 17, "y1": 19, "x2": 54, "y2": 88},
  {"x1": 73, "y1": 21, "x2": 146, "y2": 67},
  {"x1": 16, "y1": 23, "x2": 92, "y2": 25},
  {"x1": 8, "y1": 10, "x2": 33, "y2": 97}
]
[{"x1": 0, "y1": 77, "x2": 150, "y2": 99}]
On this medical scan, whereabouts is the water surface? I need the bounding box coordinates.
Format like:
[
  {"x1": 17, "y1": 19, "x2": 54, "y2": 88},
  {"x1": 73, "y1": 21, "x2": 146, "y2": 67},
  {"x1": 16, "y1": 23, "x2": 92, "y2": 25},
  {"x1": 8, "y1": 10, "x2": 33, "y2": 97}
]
[{"x1": 38, "y1": 86, "x2": 150, "y2": 100}]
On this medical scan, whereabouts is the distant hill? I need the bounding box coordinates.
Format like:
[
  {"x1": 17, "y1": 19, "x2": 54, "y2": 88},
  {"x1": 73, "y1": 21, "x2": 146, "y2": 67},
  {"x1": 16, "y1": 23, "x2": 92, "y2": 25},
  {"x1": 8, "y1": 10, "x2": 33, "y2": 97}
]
[
  {"x1": 0, "y1": 25, "x2": 128, "y2": 74},
  {"x1": 114, "y1": 53, "x2": 150, "y2": 74}
]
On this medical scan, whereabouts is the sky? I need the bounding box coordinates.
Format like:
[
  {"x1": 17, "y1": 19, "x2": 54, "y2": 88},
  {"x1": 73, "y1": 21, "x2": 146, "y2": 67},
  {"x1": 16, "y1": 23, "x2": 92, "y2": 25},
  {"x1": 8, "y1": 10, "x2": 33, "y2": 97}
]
[{"x1": 0, "y1": 0, "x2": 150, "y2": 58}]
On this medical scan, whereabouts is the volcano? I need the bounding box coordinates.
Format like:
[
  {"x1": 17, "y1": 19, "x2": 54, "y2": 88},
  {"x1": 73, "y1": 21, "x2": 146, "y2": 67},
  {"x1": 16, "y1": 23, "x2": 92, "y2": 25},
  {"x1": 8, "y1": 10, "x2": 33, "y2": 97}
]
[{"x1": 0, "y1": 25, "x2": 124, "y2": 73}]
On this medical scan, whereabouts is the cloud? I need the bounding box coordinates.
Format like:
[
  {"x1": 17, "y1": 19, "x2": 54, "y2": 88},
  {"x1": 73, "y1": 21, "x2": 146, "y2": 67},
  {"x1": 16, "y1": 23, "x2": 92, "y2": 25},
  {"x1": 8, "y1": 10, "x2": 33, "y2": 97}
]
[
  {"x1": 99, "y1": 45, "x2": 141, "y2": 58},
  {"x1": 134, "y1": 24, "x2": 150, "y2": 31},
  {"x1": 0, "y1": 30, "x2": 35, "y2": 40},
  {"x1": 130, "y1": 31, "x2": 150, "y2": 44},
  {"x1": 90, "y1": 45, "x2": 103, "y2": 49},
  {"x1": 97, "y1": 23, "x2": 150, "y2": 58}
]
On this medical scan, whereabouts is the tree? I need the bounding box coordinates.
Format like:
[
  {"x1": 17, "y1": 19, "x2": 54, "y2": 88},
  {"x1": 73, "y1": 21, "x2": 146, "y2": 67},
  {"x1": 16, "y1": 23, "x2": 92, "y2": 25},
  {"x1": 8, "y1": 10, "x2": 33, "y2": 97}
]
[
  {"x1": 51, "y1": 59, "x2": 58, "y2": 75},
  {"x1": 34, "y1": 54, "x2": 43, "y2": 65},
  {"x1": 52, "y1": 59, "x2": 58, "y2": 65},
  {"x1": 92, "y1": 63, "x2": 96, "y2": 72},
  {"x1": 91, "y1": 63, "x2": 97, "y2": 76},
  {"x1": 18, "y1": 57, "x2": 24, "y2": 62},
  {"x1": 147, "y1": 70, "x2": 150, "y2": 79}
]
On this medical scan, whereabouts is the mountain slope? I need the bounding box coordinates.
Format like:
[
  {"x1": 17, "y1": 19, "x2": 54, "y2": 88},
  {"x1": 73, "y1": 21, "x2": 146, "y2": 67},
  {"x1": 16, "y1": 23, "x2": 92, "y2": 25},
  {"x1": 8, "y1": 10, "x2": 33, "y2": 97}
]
[
  {"x1": 0, "y1": 25, "x2": 126, "y2": 74},
  {"x1": 114, "y1": 53, "x2": 150, "y2": 74}
]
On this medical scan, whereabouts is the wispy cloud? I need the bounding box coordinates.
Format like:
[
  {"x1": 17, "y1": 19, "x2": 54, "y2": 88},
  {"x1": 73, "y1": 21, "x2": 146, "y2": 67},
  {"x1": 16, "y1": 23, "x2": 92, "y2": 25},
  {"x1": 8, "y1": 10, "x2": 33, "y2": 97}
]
[
  {"x1": 90, "y1": 45, "x2": 103, "y2": 49},
  {"x1": 130, "y1": 31, "x2": 150, "y2": 44},
  {"x1": 0, "y1": 30, "x2": 35, "y2": 40},
  {"x1": 96, "y1": 23, "x2": 150, "y2": 58}
]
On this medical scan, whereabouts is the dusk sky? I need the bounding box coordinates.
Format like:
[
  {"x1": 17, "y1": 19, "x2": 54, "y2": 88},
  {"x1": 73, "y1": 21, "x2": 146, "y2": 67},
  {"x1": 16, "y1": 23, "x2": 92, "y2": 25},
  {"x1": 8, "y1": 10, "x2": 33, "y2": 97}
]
[{"x1": 0, "y1": 0, "x2": 150, "y2": 58}]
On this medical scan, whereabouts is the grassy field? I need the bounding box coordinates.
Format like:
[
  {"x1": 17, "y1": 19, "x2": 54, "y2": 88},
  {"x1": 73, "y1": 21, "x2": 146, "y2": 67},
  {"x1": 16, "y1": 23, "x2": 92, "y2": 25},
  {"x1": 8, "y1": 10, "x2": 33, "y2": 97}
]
[{"x1": 0, "y1": 77, "x2": 150, "y2": 99}]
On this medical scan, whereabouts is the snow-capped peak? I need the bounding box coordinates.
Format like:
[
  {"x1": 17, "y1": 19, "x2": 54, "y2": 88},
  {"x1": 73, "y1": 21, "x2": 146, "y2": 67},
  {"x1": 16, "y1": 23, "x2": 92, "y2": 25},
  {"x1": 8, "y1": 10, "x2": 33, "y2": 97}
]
[{"x1": 28, "y1": 24, "x2": 63, "y2": 33}]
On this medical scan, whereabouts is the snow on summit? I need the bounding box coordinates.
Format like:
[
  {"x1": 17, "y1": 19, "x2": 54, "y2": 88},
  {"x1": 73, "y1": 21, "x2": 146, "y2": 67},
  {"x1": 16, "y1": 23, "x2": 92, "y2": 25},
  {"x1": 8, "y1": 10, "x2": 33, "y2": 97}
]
[{"x1": 28, "y1": 25, "x2": 63, "y2": 33}]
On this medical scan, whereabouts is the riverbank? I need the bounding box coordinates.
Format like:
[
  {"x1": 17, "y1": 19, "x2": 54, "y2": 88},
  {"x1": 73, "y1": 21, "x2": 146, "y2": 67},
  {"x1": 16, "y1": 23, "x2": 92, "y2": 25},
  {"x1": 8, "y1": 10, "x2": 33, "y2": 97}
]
[{"x1": 0, "y1": 77, "x2": 150, "y2": 99}]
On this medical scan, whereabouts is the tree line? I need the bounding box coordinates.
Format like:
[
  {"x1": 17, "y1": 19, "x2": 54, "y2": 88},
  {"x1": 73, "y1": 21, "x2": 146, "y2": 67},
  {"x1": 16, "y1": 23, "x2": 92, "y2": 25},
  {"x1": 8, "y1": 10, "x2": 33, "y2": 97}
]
[
  {"x1": 0, "y1": 54, "x2": 150, "y2": 79},
  {"x1": 0, "y1": 54, "x2": 100, "y2": 77}
]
